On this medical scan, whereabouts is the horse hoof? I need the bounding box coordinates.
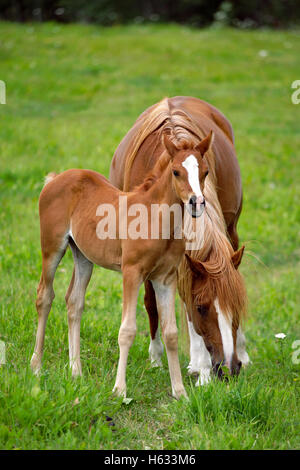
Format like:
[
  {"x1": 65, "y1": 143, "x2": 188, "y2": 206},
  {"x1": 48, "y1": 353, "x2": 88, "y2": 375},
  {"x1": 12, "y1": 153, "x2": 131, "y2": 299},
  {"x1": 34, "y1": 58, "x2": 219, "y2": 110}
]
[
  {"x1": 187, "y1": 364, "x2": 200, "y2": 377},
  {"x1": 150, "y1": 358, "x2": 163, "y2": 368},
  {"x1": 112, "y1": 385, "x2": 126, "y2": 398},
  {"x1": 172, "y1": 387, "x2": 188, "y2": 400},
  {"x1": 30, "y1": 353, "x2": 41, "y2": 376},
  {"x1": 196, "y1": 369, "x2": 211, "y2": 386}
]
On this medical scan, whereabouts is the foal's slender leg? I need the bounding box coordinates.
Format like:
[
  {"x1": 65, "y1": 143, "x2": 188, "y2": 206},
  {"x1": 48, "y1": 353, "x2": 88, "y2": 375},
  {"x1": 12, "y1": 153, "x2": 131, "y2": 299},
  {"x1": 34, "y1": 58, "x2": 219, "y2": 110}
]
[
  {"x1": 152, "y1": 279, "x2": 187, "y2": 399},
  {"x1": 144, "y1": 280, "x2": 164, "y2": 367},
  {"x1": 113, "y1": 267, "x2": 142, "y2": 398},
  {"x1": 31, "y1": 248, "x2": 67, "y2": 374},
  {"x1": 65, "y1": 239, "x2": 93, "y2": 376}
]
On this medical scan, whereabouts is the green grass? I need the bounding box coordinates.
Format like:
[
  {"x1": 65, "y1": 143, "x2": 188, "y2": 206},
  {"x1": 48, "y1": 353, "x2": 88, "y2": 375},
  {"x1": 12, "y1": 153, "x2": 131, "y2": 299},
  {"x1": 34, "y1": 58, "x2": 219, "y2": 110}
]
[{"x1": 0, "y1": 21, "x2": 299, "y2": 450}]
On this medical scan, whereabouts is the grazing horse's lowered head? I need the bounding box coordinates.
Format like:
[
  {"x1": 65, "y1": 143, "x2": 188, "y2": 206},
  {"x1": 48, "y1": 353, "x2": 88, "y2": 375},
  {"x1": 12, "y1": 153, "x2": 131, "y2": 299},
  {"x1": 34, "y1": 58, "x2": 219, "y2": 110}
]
[{"x1": 184, "y1": 244, "x2": 247, "y2": 379}]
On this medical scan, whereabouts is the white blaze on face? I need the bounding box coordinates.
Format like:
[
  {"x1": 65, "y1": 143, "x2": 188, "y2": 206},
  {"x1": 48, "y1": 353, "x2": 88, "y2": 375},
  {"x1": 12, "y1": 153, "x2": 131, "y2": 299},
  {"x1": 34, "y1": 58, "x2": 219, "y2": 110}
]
[
  {"x1": 182, "y1": 154, "x2": 203, "y2": 199},
  {"x1": 214, "y1": 299, "x2": 234, "y2": 368}
]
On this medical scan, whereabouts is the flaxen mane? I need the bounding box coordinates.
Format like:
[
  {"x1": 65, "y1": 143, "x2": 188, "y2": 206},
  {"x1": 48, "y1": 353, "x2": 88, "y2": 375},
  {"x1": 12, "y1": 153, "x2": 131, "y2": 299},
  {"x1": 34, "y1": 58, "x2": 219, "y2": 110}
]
[
  {"x1": 177, "y1": 215, "x2": 247, "y2": 328},
  {"x1": 178, "y1": 176, "x2": 247, "y2": 327},
  {"x1": 133, "y1": 151, "x2": 171, "y2": 192}
]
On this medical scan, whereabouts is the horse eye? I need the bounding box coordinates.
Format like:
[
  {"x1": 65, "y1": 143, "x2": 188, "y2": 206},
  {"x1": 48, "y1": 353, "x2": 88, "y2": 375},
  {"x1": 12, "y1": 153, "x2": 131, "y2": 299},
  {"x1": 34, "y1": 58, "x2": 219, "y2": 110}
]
[
  {"x1": 205, "y1": 170, "x2": 209, "y2": 177},
  {"x1": 173, "y1": 170, "x2": 179, "y2": 177},
  {"x1": 197, "y1": 305, "x2": 208, "y2": 316}
]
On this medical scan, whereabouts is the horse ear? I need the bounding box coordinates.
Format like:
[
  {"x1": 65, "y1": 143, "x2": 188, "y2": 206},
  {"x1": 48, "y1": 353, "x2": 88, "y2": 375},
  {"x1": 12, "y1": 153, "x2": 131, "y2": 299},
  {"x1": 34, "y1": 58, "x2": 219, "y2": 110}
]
[
  {"x1": 163, "y1": 133, "x2": 178, "y2": 159},
  {"x1": 185, "y1": 254, "x2": 207, "y2": 277},
  {"x1": 231, "y1": 245, "x2": 245, "y2": 269},
  {"x1": 195, "y1": 130, "x2": 214, "y2": 157}
]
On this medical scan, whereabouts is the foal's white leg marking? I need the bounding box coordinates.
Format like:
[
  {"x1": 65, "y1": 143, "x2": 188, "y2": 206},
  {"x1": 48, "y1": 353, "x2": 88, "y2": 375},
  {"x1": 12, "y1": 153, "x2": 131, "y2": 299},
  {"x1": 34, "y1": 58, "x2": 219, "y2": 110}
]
[
  {"x1": 215, "y1": 299, "x2": 234, "y2": 368},
  {"x1": 149, "y1": 329, "x2": 164, "y2": 367},
  {"x1": 31, "y1": 282, "x2": 55, "y2": 375},
  {"x1": 186, "y1": 316, "x2": 212, "y2": 386},
  {"x1": 182, "y1": 154, "x2": 204, "y2": 199},
  {"x1": 236, "y1": 326, "x2": 250, "y2": 366},
  {"x1": 152, "y1": 280, "x2": 187, "y2": 399},
  {"x1": 113, "y1": 270, "x2": 141, "y2": 398}
]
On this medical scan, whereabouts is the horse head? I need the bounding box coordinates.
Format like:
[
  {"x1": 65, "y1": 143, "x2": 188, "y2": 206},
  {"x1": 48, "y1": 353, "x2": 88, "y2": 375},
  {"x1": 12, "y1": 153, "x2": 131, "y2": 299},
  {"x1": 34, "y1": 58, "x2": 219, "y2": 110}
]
[
  {"x1": 185, "y1": 245, "x2": 246, "y2": 379},
  {"x1": 163, "y1": 131, "x2": 213, "y2": 217}
]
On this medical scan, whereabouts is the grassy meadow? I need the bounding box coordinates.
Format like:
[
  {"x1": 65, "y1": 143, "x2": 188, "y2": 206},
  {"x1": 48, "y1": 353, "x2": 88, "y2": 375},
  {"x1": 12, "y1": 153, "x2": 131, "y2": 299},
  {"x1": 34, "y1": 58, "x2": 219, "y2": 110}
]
[{"x1": 0, "y1": 22, "x2": 299, "y2": 450}]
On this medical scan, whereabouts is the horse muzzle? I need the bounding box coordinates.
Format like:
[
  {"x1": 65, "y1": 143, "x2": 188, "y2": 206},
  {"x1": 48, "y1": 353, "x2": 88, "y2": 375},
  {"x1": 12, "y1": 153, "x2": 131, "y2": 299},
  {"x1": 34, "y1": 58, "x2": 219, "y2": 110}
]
[
  {"x1": 212, "y1": 359, "x2": 242, "y2": 380},
  {"x1": 186, "y1": 195, "x2": 205, "y2": 218}
]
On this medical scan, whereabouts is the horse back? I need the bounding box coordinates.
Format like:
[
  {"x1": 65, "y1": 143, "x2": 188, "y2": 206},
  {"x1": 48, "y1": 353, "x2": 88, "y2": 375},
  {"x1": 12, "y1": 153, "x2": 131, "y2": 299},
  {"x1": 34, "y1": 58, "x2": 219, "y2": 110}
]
[{"x1": 109, "y1": 96, "x2": 242, "y2": 222}]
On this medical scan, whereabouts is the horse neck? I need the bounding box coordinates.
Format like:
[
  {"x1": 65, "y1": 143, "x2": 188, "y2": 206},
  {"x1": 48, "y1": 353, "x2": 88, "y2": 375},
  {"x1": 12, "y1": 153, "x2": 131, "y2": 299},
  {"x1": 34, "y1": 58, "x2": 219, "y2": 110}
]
[
  {"x1": 151, "y1": 165, "x2": 179, "y2": 205},
  {"x1": 132, "y1": 152, "x2": 180, "y2": 207}
]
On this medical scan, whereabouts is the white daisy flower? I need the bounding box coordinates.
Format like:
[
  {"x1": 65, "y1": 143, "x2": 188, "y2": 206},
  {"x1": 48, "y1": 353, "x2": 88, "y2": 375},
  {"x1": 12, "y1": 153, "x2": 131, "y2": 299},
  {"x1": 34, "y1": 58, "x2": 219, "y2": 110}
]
[{"x1": 275, "y1": 333, "x2": 286, "y2": 339}]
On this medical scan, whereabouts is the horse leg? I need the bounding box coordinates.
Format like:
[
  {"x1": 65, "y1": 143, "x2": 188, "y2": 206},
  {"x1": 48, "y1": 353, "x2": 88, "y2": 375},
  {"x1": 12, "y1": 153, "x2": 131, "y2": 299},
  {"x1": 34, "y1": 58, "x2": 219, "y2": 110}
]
[
  {"x1": 236, "y1": 326, "x2": 250, "y2": 367},
  {"x1": 113, "y1": 267, "x2": 142, "y2": 398},
  {"x1": 65, "y1": 239, "x2": 93, "y2": 376},
  {"x1": 144, "y1": 280, "x2": 164, "y2": 367},
  {"x1": 152, "y1": 279, "x2": 187, "y2": 399},
  {"x1": 185, "y1": 309, "x2": 212, "y2": 385},
  {"x1": 31, "y1": 241, "x2": 68, "y2": 374}
]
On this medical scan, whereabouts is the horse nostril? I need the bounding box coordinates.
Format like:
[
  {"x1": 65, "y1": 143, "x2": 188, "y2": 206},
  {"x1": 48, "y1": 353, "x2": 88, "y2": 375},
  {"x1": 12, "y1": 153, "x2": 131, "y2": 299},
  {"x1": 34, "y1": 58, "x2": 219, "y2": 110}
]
[
  {"x1": 213, "y1": 362, "x2": 223, "y2": 377},
  {"x1": 189, "y1": 196, "x2": 197, "y2": 206},
  {"x1": 231, "y1": 360, "x2": 242, "y2": 377}
]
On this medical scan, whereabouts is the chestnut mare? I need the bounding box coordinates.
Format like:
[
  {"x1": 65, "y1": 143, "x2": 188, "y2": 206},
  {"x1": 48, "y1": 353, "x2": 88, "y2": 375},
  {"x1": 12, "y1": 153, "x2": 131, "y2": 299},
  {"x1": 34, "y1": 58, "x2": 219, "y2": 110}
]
[
  {"x1": 110, "y1": 96, "x2": 250, "y2": 383},
  {"x1": 30, "y1": 133, "x2": 211, "y2": 399}
]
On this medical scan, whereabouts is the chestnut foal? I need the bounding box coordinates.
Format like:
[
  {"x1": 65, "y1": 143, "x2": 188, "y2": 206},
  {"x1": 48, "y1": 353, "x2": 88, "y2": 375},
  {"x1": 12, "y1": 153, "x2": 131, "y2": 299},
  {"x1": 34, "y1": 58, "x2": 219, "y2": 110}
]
[{"x1": 30, "y1": 133, "x2": 209, "y2": 399}]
